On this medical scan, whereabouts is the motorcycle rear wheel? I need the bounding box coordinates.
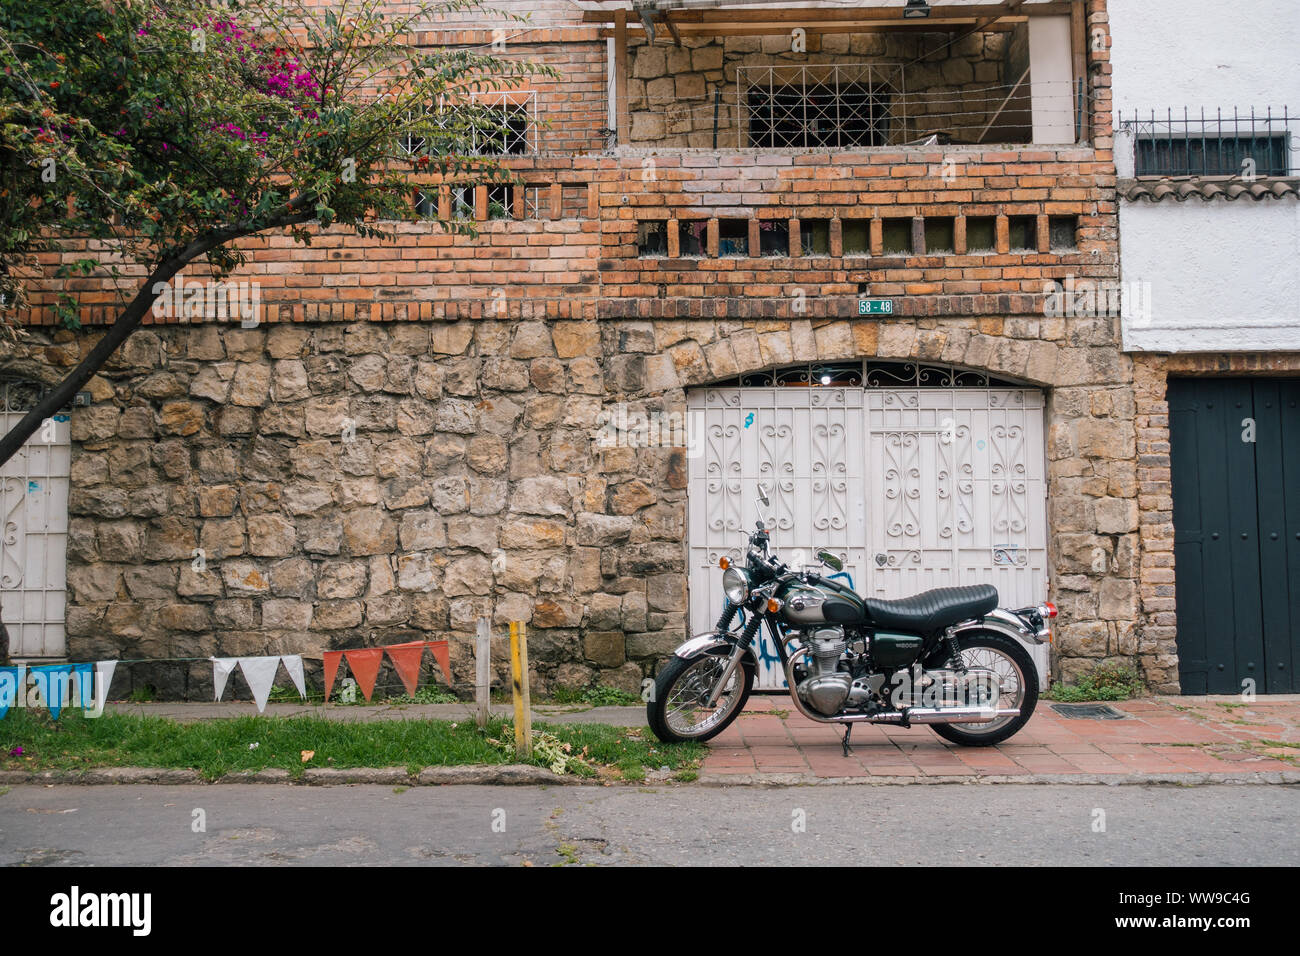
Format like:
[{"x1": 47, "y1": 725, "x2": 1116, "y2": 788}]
[
  {"x1": 648, "y1": 653, "x2": 754, "y2": 743},
  {"x1": 929, "y1": 631, "x2": 1038, "y2": 747}
]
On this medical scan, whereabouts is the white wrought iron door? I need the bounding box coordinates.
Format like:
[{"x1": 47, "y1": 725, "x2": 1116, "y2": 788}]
[
  {"x1": 0, "y1": 382, "x2": 70, "y2": 660},
  {"x1": 688, "y1": 385, "x2": 867, "y2": 689},
  {"x1": 865, "y1": 387, "x2": 1050, "y2": 684}
]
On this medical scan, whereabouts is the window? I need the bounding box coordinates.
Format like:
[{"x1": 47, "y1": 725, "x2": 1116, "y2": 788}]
[
  {"x1": 1135, "y1": 132, "x2": 1289, "y2": 178},
  {"x1": 882, "y1": 218, "x2": 913, "y2": 256},
  {"x1": 842, "y1": 219, "x2": 870, "y2": 255},
  {"x1": 799, "y1": 220, "x2": 831, "y2": 256},
  {"x1": 965, "y1": 216, "x2": 997, "y2": 253},
  {"x1": 637, "y1": 221, "x2": 668, "y2": 257},
  {"x1": 924, "y1": 217, "x2": 955, "y2": 255},
  {"x1": 718, "y1": 219, "x2": 749, "y2": 256},
  {"x1": 1049, "y1": 216, "x2": 1077, "y2": 250},
  {"x1": 758, "y1": 220, "x2": 790, "y2": 257},
  {"x1": 1008, "y1": 216, "x2": 1037, "y2": 252}
]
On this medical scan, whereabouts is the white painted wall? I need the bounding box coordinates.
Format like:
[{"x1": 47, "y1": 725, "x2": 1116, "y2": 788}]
[
  {"x1": 1121, "y1": 199, "x2": 1300, "y2": 352},
  {"x1": 1110, "y1": 0, "x2": 1300, "y2": 352},
  {"x1": 1109, "y1": 0, "x2": 1300, "y2": 118}
]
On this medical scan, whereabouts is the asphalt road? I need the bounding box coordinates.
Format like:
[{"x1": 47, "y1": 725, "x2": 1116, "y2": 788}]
[{"x1": 3, "y1": 783, "x2": 1297, "y2": 866}]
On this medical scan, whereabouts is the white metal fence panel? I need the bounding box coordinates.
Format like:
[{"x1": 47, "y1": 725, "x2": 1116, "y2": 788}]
[{"x1": 0, "y1": 382, "x2": 70, "y2": 660}]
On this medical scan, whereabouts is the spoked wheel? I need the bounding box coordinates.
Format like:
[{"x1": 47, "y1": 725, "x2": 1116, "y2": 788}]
[
  {"x1": 930, "y1": 631, "x2": 1038, "y2": 747},
  {"x1": 647, "y1": 653, "x2": 754, "y2": 743}
]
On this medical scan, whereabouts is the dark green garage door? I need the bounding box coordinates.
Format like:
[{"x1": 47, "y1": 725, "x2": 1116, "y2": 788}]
[{"x1": 1168, "y1": 378, "x2": 1300, "y2": 694}]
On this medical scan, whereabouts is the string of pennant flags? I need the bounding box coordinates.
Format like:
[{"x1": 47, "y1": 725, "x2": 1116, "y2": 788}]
[{"x1": 0, "y1": 639, "x2": 451, "y2": 719}]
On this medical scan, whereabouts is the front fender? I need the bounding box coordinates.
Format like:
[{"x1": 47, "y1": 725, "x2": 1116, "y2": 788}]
[
  {"x1": 954, "y1": 607, "x2": 1043, "y2": 644},
  {"x1": 673, "y1": 632, "x2": 760, "y2": 668}
]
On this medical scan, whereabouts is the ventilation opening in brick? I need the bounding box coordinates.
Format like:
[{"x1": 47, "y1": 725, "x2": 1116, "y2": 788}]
[
  {"x1": 718, "y1": 219, "x2": 749, "y2": 257},
  {"x1": 1009, "y1": 215, "x2": 1038, "y2": 252},
  {"x1": 680, "y1": 221, "x2": 707, "y2": 257},
  {"x1": 1049, "y1": 216, "x2": 1078, "y2": 250},
  {"x1": 486, "y1": 184, "x2": 512, "y2": 220},
  {"x1": 450, "y1": 185, "x2": 474, "y2": 219},
  {"x1": 758, "y1": 220, "x2": 790, "y2": 257},
  {"x1": 523, "y1": 186, "x2": 546, "y2": 220},
  {"x1": 842, "y1": 219, "x2": 870, "y2": 256},
  {"x1": 882, "y1": 218, "x2": 913, "y2": 256},
  {"x1": 965, "y1": 216, "x2": 996, "y2": 253},
  {"x1": 637, "y1": 220, "x2": 668, "y2": 257},
  {"x1": 924, "y1": 217, "x2": 955, "y2": 254},
  {"x1": 413, "y1": 189, "x2": 437, "y2": 219},
  {"x1": 799, "y1": 220, "x2": 831, "y2": 256}
]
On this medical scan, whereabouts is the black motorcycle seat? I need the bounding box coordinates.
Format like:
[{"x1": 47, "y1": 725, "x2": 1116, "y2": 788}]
[{"x1": 864, "y1": 584, "x2": 998, "y2": 634}]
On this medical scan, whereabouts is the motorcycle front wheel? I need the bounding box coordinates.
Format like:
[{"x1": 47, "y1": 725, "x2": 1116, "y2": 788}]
[
  {"x1": 647, "y1": 653, "x2": 754, "y2": 743},
  {"x1": 929, "y1": 631, "x2": 1038, "y2": 747}
]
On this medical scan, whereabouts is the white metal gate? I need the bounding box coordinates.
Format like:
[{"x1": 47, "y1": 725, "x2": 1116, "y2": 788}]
[
  {"x1": 0, "y1": 381, "x2": 70, "y2": 660},
  {"x1": 688, "y1": 362, "x2": 1050, "y2": 690}
]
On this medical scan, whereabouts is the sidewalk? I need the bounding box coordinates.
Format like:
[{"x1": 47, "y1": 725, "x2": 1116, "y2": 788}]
[{"x1": 702, "y1": 696, "x2": 1300, "y2": 783}]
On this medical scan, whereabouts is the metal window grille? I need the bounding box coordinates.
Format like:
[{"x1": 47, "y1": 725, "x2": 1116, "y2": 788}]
[
  {"x1": 718, "y1": 361, "x2": 1027, "y2": 389},
  {"x1": 737, "y1": 64, "x2": 908, "y2": 149},
  {"x1": 401, "y1": 91, "x2": 539, "y2": 158},
  {"x1": 1122, "y1": 107, "x2": 1296, "y2": 178}
]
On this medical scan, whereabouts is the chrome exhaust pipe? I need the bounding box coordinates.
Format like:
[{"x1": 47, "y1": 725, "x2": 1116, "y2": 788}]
[
  {"x1": 867, "y1": 706, "x2": 1018, "y2": 724},
  {"x1": 783, "y1": 647, "x2": 1017, "y2": 725}
]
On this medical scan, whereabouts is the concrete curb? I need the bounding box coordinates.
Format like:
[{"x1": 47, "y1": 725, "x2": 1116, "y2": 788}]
[
  {"x1": 2, "y1": 766, "x2": 1298, "y2": 787},
  {"x1": 698, "y1": 770, "x2": 1300, "y2": 787},
  {"x1": 0, "y1": 764, "x2": 588, "y2": 787}
]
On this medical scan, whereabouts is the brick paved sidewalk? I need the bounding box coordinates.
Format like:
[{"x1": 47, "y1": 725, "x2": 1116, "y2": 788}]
[{"x1": 702, "y1": 695, "x2": 1300, "y2": 780}]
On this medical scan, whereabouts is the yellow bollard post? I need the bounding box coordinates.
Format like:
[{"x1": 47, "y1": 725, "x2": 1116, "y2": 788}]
[{"x1": 509, "y1": 621, "x2": 532, "y2": 759}]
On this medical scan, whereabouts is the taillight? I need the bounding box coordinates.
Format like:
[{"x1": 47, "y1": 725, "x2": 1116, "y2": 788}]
[{"x1": 1041, "y1": 602, "x2": 1058, "y2": 619}]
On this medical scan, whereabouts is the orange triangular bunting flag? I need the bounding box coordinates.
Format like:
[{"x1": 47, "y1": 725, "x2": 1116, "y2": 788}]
[
  {"x1": 343, "y1": 648, "x2": 385, "y2": 701},
  {"x1": 425, "y1": 640, "x2": 451, "y2": 684},
  {"x1": 385, "y1": 642, "x2": 425, "y2": 697},
  {"x1": 323, "y1": 651, "x2": 343, "y2": 703}
]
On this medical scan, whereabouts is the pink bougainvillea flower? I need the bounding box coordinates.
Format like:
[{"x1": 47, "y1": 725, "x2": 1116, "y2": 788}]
[{"x1": 8, "y1": 746, "x2": 23, "y2": 757}]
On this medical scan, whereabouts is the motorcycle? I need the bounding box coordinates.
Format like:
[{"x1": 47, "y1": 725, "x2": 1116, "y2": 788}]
[{"x1": 648, "y1": 486, "x2": 1056, "y2": 751}]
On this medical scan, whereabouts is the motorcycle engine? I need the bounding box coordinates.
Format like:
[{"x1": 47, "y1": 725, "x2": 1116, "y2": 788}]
[{"x1": 796, "y1": 628, "x2": 852, "y2": 716}]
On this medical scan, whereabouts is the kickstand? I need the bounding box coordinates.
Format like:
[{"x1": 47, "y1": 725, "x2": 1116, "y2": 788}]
[{"x1": 841, "y1": 724, "x2": 854, "y2": 758}]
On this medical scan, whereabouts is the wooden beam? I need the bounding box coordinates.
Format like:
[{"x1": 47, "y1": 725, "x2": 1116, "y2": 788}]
[
  {"x1": 583, "y1": 3, "x2": 1070, "y2": 25},
  {"x1": 663, "y1": 9, "x2": 683, "y2": 46},
  {"x1": 615, "y1": 10, "x2": 629, "y2": 146}
]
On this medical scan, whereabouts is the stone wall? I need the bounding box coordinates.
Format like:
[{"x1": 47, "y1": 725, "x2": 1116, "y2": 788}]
[{"x1": 7, "y1": 307, "x2": 1140, "y2": 697}]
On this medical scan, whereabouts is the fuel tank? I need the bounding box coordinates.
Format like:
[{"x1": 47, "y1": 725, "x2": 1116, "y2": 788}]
[{"x1": 776, "y1": 575, "x2": 867, "y2": 626}]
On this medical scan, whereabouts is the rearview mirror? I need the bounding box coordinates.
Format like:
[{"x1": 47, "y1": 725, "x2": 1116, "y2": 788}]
[
  {"x1": 756, "y1": 483, "x2": 770, "y2": 507},
  {"x1": 816, "y1": 549, "x2": 844, "y2": 572}
]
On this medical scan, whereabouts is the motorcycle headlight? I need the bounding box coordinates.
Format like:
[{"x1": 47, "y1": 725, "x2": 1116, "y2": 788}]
[{"x1": 723, "y1": 567, "x2": 750, "y2": 604}]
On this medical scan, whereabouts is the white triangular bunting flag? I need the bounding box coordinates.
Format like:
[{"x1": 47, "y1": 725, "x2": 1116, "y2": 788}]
[
  {"x1": 239, "y1": 656, "x2": 282, "y2": 713},
  {"x1": 90, "y1": 660, "x2": 117, "y2": 716},
  {"x1": 280, "y1": 655, "x2": 307, "y2": 700},
  {"x1": 212, "y1": 658, "x2": 239, "y2": 701}
]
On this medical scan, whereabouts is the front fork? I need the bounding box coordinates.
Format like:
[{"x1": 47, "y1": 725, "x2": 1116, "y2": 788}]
[{"x1": 706, "y1": 605, "x2": 764, "y2": 707}]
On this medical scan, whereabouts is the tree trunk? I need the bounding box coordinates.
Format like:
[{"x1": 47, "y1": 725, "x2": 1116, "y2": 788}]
[
  {"x1": 0, "y1": 210, "x2": 310, "y2": 470},
  {"x1": 0, "y1": 258, "x2": 186, "y2": 469}
]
